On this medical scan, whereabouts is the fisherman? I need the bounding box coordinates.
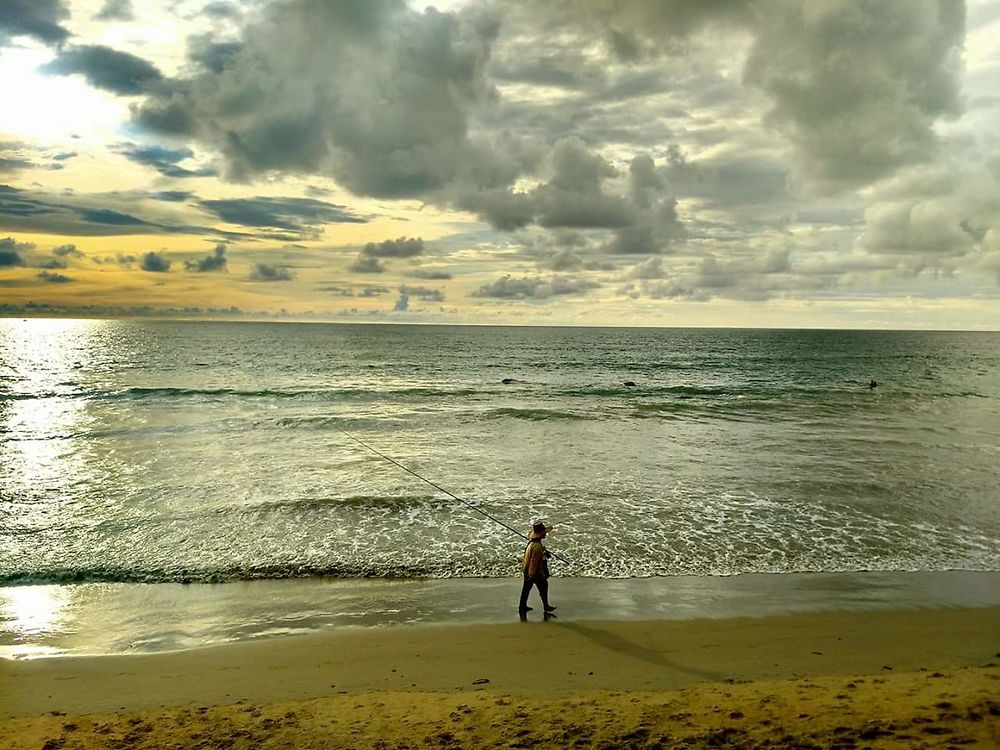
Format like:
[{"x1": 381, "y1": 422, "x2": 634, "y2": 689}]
[{"x1": 519, "y1": 520, "x2": 557, "y2": 614}]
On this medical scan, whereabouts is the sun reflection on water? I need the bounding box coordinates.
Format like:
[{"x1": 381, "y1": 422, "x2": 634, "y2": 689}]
[
  {"x1": 1, "y1": 318, "x2": 109, "y2": 577},
  {"x1": 0, "y1": 585, "x2": 69, "y2": 659}
]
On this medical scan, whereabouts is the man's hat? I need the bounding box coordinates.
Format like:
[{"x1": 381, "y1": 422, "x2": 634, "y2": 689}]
[{"x1": 529, "y1": 519, "x2": 552, "y2": 539}]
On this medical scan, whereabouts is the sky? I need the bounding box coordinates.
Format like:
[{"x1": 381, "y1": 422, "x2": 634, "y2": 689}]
[{"x1": 0, "y1": 0, "x2": 999, "y2": 329}]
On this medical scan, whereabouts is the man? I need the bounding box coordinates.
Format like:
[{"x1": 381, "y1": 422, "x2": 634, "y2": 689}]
[{"x1": 519, "y1": 519, "x2": 557, "y2": 614}]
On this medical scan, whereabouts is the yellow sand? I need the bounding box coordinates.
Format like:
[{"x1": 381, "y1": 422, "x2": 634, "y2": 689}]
[{"x1": 2, "y1": 606, "x2": 998, "y2": 748}]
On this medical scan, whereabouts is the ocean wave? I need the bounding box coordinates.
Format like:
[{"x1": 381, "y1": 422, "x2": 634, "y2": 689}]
[
  {"x1": 484, "y1": 407, "x2": 589, "y2": 421},
  {"x1": 2, "y1": 559, "x2": 996, "y2": 587},
  {"x1": 93, "y1": 385, "x2": 488, "y2": 401}
]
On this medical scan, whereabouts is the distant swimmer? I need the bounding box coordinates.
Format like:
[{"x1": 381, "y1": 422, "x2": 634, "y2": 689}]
[
  {"x1": 501, "y1": 378, "x2": 517, "y2": 384},
  {"x1": 868, "y1": 379, "x2": 878, "y2": 390},
  {"x1": 623, "y1": 380, "x2": 637, "y2": 387}
]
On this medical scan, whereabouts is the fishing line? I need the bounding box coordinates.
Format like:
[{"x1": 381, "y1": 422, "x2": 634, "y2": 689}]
[{"x1": 335, "y1": 426, "x2": 571, "y2": 565}]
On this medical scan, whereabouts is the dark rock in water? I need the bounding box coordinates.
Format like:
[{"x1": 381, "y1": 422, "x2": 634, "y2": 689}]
[{"x1": 623, "y1": 380, "x2": 637, "y2": 387}]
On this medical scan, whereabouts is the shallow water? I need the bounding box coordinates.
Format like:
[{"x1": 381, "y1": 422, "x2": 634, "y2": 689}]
[{"x1": 3, "y1": 571, "x2": 999, "y2": 658}]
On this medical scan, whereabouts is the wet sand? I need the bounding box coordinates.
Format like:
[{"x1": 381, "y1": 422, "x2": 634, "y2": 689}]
[{"x1": 2, "y1": 606, "x2": 998, "y2": 748}]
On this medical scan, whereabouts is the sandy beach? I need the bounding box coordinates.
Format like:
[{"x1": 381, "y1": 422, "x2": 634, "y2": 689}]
[{"x1": 3, "y1": 605, "x2": 998, "y2": 748}]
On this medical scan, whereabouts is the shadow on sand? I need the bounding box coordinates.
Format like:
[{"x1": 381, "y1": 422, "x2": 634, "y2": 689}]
[{"x1": 554, "y1": 621, "x2": 725, "y2": 681}]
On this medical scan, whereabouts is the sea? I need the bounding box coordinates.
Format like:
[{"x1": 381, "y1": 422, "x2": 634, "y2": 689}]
[{"x1": 2, "y1": 319, "x2": 999, "y2": 655}]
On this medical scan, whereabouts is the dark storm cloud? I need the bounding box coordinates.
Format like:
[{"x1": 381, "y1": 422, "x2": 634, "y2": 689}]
[
  {"x1": 472, "y1": 274, "x2": 599, "y2": 299},
  {"x1": 249, "y1": 262, "x2": 293, "y2": 281},
  {"x1": 37, "y1": 257, "x2": 67, "y2": 269},
  {"x1": 42, "y1": 45, "x2": 164, "y2": 96},
  {"x1": 362, "y1": 236, "x2": 423, "y2": 258},
  {"x1": 0, "y1": 0, "x2": 70, "y2": 46},
  {"x1": 94, "y1": 0, "x2": 134, "y2": 22},
  {"x1": 37, "y1": 270, "x2": 72, "y2": 283},
  {"x1": 140, "y1": 251, "x2": 171, "y2": 272},
  {"x1": 198, "y1": 197, "x2": 366, "y2": 234},
  {"x1": 184, "y1": 243, "x2": 227, "y2": 272},
  {"x1": 114, "y1": 143, "x2": 216, "y2": 178},
  {"x1": 53, "y1": 243, "x2": 83, "y2": 257}
]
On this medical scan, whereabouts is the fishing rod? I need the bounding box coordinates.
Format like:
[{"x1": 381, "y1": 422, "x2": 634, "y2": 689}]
[{"x1": 335, "y1": 426, "x2": 571, "y2": 565}]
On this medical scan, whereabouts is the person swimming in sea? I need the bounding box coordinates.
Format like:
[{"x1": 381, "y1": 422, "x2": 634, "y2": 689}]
[{"x1": 868, "y1": 379, "x2": 878, "y2": 390}]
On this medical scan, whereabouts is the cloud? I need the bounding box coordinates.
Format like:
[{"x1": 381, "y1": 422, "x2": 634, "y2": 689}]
[
  {"x1": 0, "y1": 236, "x2": 33, "y2": 266},
  {"x1": 140, "y1": 251, "x2": 170, "y2": 272},
  {"x1": 362, "y1": 236, "x2": 424, "y2": 258},
  {"x1": 42, "y1": 45, "x2": 164, "y2": 96},
  {"x1": 200, "y1": 2, "x2": 243, "y2": 20},
  {"x1": 186, "y1": 35, "x2": 244, "y2": 73},
  {"x1": 534, "y1": 138, "x2": 634, "y2": 229},
  {"x1": 0, "y1": 143, "x2": 76, "y2": 174},
  {"x1": 508, "y1": 1, "x2": 965, "y2": 195},
  {"x1": 349, "y1": 255, "x2": 385, "y2": 273},
  {"x1": 249, "y1": 262, "x2": 293, "y2": 281},
  {"x1": 94, "y1": 0, "x2": 134, "y2": 22},
  {"x1": 0, "y1": 156, "x2": 37, "y2": 173},
  {"x1": 184, "y1": 243, "x2": 227, "y2": 272},
  {"x1": 133, "y1": 1, "x2": 506, "y2": 197},
  {"x1": 53, "y1": 243, "x2": 83, "y2": 257},
  {"x1": 472, "y1": 273, "x2": 599, "y2": 299},
  {"x1": 114, "y1": 143, "x2": 215, "y2": 178},
  {"x1": 393, "y1": 293, "x2": 409, "y2": 311},
  {"x1": 743, "y1": 1, "x2": 965, "y2": 192},
  {"x1": 152, "y1": 191, "x2": 194, "y2": 202},
  {"x1": 537, "y1": 247, "x2": 584, "y2": 271},
  {"x1": 92, "y1": 253, "x2": 137, "y2": 267},
  {"x1": 198, "y1": 196, "x2": 366, "y2": 236},
  {"x1": 410, "y1": 267, "x2": 453, "y2": 280},
  {"x1": 0, "y1": 185, "x2": 264, "y2": 240},
  {"x1": 624, "y1": 256, "x2": 666, "y2": 280},
  {"x1": 37, "y1": 270, "x2": 72, "y2": 283},
  {"x1": 399, "y1": 284, "x2": 444, "y2": 302},
  {"x1": 0, "y1": 0, "x2": 70, "y2": 46}
]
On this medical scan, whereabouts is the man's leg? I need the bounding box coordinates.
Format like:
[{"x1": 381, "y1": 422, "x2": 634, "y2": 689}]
[
  {"x1": 518, "y1": 577, "x2": 534, "y2": 611},
  {"x1": 536, "y1": 578, "x2": 550, "y2": 609}
]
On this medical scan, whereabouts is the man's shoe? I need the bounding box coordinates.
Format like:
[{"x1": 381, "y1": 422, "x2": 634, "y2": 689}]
[
  {"x1": 518, "y1": 606, "x2": 533, "y2": 612},
  {"x1": 543, "y1": 605, "x2": 557, "y2": 612}
]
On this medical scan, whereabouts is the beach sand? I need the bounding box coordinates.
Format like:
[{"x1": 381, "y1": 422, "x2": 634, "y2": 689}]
[{"x1": 2, "y1": 605, "x2": 998, "y2": 748}]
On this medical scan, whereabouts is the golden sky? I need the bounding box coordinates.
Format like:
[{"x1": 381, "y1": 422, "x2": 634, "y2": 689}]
[{"x1": 1, "y1": 0, "x2": 999, "y2": 328}]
